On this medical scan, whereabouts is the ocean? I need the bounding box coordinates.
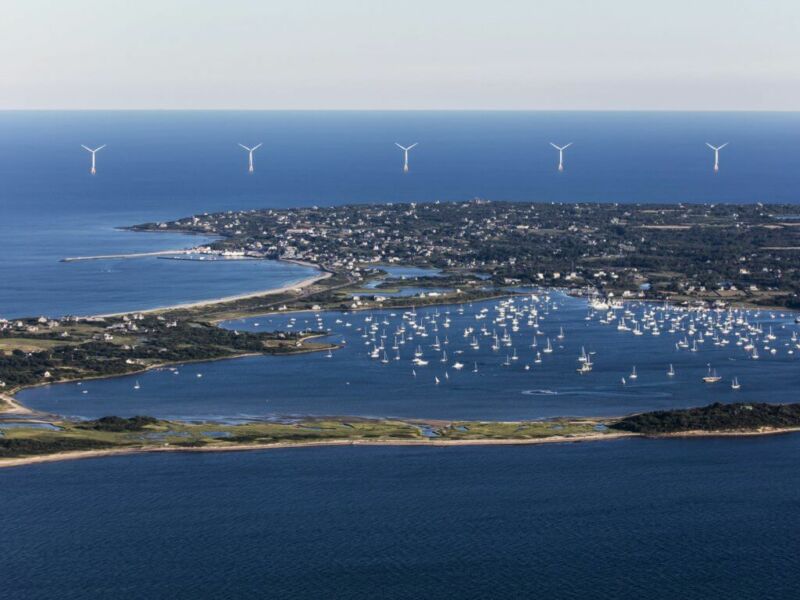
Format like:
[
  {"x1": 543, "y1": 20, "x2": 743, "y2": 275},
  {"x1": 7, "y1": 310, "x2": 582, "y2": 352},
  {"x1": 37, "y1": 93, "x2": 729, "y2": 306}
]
[
  {"x1": 4, "y1": 112, "x2": 800, "y2": 598},
  {"x1": 2, "y1": 437, "x2": 799, "y2": 599}
]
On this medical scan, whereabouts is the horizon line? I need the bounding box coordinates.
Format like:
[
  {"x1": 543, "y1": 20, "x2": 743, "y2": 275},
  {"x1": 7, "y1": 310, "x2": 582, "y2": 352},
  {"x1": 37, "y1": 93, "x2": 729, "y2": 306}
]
[{"x1": 2, "y1": 108, "x2": 800, "y2": 114}]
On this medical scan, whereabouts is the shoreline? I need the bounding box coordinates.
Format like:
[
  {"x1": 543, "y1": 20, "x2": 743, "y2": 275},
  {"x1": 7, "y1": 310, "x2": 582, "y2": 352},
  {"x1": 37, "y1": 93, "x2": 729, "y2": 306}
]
[
  {"x1": 3, "y1": 427, "x2": 800, "y2": 469},
  {"x1": 90, "y1": 268, "x2": 331, "y2": 319},
  {"x1": 3, "y1": 332, "x2": 335, "y2": 416}
]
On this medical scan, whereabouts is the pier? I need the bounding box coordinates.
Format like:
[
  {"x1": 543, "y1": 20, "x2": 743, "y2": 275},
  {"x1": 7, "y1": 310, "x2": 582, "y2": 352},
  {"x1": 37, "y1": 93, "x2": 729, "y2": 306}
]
[{"x1": 60, "y1": 250, "x2": 190, "y2": 262}]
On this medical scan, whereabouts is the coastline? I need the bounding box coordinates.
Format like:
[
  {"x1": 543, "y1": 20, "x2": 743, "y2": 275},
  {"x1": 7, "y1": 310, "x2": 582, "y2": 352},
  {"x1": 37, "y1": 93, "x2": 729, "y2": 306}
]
[
  {"x1": 90, "y1": 268, "x2": 331, "y2": 319},
  {"x1": 0, "y1": 393, "x2": 33, "y2": 415},
  {"x1": 3, "y1": 426, "x2": 800, "y2": 469},
  {"x1": 3, "y1": 332, "x2": 335, "y2": 416}
]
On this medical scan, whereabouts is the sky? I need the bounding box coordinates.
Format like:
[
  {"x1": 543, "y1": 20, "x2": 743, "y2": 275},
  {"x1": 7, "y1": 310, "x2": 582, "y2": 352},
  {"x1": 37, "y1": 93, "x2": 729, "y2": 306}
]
[{"x1": 1, "y1": 0, "x2": 798, "y2": 110}]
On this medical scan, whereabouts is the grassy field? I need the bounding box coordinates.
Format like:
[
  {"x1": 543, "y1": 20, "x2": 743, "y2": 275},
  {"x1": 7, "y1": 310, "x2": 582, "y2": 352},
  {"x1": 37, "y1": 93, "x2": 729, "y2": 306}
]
[
  {"x1": 0, "y1": 416, "x2": 613, "y2": 462},
  {"x1": 0, "y1": 338, "x2": 78, "y2": 353}
]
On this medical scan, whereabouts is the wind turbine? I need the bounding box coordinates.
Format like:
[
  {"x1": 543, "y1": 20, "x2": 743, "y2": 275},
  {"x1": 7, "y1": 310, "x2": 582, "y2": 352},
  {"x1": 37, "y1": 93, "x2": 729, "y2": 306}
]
[
  {"x1": 395, "y1": 143, "x2": 418, "y2": 173},
  {"x1": 550, "y1": 142, "x2": 572, "y2": 171},
  {"x1": 705, "y1": 142, "x2": 728, "y2": 172},
  {"x1": 81, "y1": 145, "x2": 106, "y2": 175},
  {"x1": 238, "y1": 143, "x2": 262, "y2": 173}
]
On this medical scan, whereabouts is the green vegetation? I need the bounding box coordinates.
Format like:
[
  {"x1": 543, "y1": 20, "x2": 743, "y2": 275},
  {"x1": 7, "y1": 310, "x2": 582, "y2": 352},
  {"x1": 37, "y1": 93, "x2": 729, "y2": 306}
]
[
  {"x1": 0, "y1": 417, "x2": 430, "y2": 460},
  {"x1": 77, "y1": 416, "x2": 159, "y2": 432},
  {"x1": 610, "y1": 402, "x2": 800, "y2": 434},
  {"x1": 0, "y1": 312, "x2": 333, "y2": 396},
  {"x1": 0, "y1": 437, "x2": 114, "y2": 459},
  {"x1": 3, "y1": 402, "x2": 800, "y2": 463},
  {"x1": 437, "y1": 419, "x2": 600, "y2": 440}
]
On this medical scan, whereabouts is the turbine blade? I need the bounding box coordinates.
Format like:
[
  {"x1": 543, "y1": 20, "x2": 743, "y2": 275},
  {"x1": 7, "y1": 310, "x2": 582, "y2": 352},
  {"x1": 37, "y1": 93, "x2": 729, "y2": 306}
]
[
  {"x1": 96, "y1": 145, "x2": 106, "y2": 152},
  {"x1": 81, "y1": 145, "x2": 92, "y2": 152},
  {"x1": 407, "y1": 143, "x2": 418, "y2": 150},
  {"x1": 562, "y1": 143, "x2": 572, "y2": 150},
  {"x1": 238, "y1": 144, "x2": 251, "y2": 151},
  {"x1": 252, "y1": 143, "x2": 263, "y2": 151},
  {"x1": 718, "y1": 142, "x2": 729, "y2": 150},
  {"x1": 395, "y1": 143, "x2": 407, "y2": 150},
  {"x1": 706, "y1": 143, "x2": 716, "y2": 150},
  {"x1": 549, "y1": 142, "x2": 559, "y2": 150}
]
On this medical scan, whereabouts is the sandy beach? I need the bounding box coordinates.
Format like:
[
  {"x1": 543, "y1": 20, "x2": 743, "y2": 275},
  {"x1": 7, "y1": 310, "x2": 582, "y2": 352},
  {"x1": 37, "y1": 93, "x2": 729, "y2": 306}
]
[
  {"x1": 0, "y1": 431, "x2": 638, "y2": 469},
  {"x1": 3, "y1": 426, "x2": 800, "y2": 469},
  {"x1": 91, "y1": 268, "x2": 331, "y2": 318},
  {"x1": 0, "y1": 393, "x2": 33, "y2": 415}
]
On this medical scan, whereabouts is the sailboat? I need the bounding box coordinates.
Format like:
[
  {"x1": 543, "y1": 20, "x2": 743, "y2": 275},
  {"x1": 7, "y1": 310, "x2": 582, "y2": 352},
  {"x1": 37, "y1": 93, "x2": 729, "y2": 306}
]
[
  {"x1": 702, "y1": 365, "x2": 722, "y2": 383},
  {"x1": 326, "y1": 348, "x2": 333, "y2": 358},
  {"x1": 133, "y1": 380, "x2": 140, "y2": 390},
  {"x1": 577, "y1": 359, "x2": 593, "y2": 374},
  {"x1": 667, "y1": 364, "x2": 675, "y2": 377},
  {"x1": 543, "y1": 338, "x2": 553, "y2": 354},
  {"x1": 473, "y1": 362, "x2": 478, "y2": 373},
  {"x1": 435, "y1": 376, "x2": 440, "y2": 385},
  {"x1": 629, "y1": 366, "x2": 638, "y2": 380},
  {"x1": 731, "y1": 377, "x2": 741, "y2": 390}
]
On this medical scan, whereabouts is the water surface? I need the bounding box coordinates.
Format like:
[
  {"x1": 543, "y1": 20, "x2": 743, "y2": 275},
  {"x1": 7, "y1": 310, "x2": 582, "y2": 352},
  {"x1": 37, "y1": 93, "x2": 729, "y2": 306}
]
[
  {"x1": 20, "y1": 293, "x2": 800, "y2": 421},
  {"x1": 2, "y1": 436, "x2": 798, "y2": 599}
]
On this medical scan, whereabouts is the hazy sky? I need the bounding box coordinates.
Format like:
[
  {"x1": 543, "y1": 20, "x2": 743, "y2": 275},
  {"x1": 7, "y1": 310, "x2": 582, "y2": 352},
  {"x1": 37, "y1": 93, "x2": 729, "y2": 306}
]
[{"x1": 2, "y1": 0, "x2": 798, "y2": 110}]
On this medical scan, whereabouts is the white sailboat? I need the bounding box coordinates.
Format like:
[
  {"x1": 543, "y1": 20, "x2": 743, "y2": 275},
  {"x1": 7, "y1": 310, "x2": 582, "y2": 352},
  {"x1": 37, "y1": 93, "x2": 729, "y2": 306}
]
[{"x1": 703, "y1": 365, "x2": 722, "y2": 383}]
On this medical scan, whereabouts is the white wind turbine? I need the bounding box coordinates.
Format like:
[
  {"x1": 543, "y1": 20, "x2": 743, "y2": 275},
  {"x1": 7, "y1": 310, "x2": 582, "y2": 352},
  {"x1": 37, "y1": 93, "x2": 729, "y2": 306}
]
[
  {"x1": 706, "y1": 142, "x2": 728, "y2": 172},
  {"x1": 550, "y1": 142, "x2": 572, "y2": 171},
  {"x1": 81, "y1": 145, "x2": 106, "y2": 175},
  {"x1": 395, "y1": 143, "x2": 418, "y2": 173},
  {"x1": 238, "y1": 143, "x2": 263, "y2": 173}
]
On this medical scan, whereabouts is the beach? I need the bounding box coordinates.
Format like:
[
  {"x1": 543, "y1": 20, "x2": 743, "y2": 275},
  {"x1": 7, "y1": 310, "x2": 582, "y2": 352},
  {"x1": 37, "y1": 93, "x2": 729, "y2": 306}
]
[
  {"x1": 4, "y1": 426, "x2": 800, "y2": 469},
  {"x1": 90, "y1": 268, "x2": 331, "y2": 318}
]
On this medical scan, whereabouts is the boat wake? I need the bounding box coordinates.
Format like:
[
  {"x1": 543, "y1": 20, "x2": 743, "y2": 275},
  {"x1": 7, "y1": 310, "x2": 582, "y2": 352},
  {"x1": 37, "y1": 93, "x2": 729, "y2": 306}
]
[{"x1": 522, "y1": 388, "x2": 672, "y2": 399}]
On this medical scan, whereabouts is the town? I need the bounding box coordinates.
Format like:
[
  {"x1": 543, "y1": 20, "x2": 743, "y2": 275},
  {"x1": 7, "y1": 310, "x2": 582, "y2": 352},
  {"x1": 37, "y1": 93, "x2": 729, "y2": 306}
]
[{"x1": 133, "y1": 200, "x2": 800, "y2": 309}]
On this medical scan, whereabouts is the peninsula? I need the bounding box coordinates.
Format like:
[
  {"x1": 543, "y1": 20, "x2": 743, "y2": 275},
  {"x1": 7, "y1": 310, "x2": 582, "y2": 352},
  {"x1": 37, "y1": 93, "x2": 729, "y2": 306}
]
[
  {"x1": 131, "y1": 200, "x2": 800, "y2": 309},
  {"x1": 2, "y1": 403, "x2": 799, "y2": 468}
]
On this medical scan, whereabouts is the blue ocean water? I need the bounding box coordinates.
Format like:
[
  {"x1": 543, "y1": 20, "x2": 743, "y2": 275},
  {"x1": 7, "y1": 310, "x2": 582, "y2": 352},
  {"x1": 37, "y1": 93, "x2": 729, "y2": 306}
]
[
  {"x1": 4, "y1": 112, "x2": 800, "y2": 598},
  {"x1": 20, "y1": 292, "x2": 800, "y2": 421},
  {"x1": 2, "y1": 111, "x2": 800, "y2": 317},
  {"x1": 2, "y1": 437, "x2": 799, "y2": 599}
]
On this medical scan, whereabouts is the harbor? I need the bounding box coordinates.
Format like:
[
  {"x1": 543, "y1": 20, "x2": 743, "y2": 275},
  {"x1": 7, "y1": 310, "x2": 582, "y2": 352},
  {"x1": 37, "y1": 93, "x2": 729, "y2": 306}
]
[{"x1": 16, "y1": 290, "x2": 800, "y2": 422}]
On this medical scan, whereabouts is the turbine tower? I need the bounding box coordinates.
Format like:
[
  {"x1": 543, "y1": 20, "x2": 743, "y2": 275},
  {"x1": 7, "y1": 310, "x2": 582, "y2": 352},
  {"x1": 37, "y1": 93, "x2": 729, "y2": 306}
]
[
  {"x1": 550, "y1": 142, "x2": 572, "y2": 171},
  {"x1": 238, "y1": 143, "x2": 263, "y2": 173},
  {"x1": 81, "y1": 145, "x2": 106, "y2": 175},
  {"x1": 705, "y1": 142, "x2": 728, "y2": 172},
  {"x1": 395, "y1": 143, "x2": 418, "y2": 173}
]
